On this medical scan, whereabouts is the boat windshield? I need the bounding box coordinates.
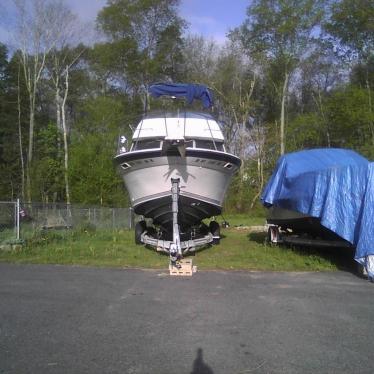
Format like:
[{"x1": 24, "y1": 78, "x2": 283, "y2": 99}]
[
  {"x1": 132, "y1": 140, "x2": 162, "y2": 151},
  {"x1": 194, "y1": 140, "x2": 224, "y2": 151},
  {"x1": 130, "y1": 139, "x2": 225, "y2": 152}
]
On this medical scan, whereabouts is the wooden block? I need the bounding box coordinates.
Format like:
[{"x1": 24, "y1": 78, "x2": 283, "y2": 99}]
[{"x1": 169, "y1": 258, "x2": 195, "y2": 276}]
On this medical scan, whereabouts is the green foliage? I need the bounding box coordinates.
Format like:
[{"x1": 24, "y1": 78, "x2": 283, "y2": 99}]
[
  {"x1": 325, "y1": 0, "x2": 374, "y2": 60},
  {"x1": 350, "y1": 57, "x2": 374, "y2": 89},
  {"x1": 224, "y1": 159, "x2": 263, "y2": 214},
  {"x1": 96, "y1": 0, "x2": 185, "y2": 88},
  {"x1": 233, "y1": 0, "x2": 323, "y2": 63},
  {"x1": 68, "y1": 95, "x2": 133, "y2": 206},
  {"x1": 0, "y1": 44, "x2": 15, "y2": 198},
  {"x1": 75, "y1": 95, "x2": 132, "y2": 135},
  {"x1": 285, "y1": 86, "x2": 374, "y2": 158},
  {"x1": 0, "y1": 46, "x2": 28, "y2": 200},
  {"x1": 69, "y1": 132, "x2": 128, "y2": 206},
  {"x1": 326, "y1": 87, "x2": 374, "y2": 157},
  {"x1": 286, "y1": 113, "x2": 327, "y2": 152},
  {"x1": 31, "y1": 123, "x2": 64, "y2": 202}
]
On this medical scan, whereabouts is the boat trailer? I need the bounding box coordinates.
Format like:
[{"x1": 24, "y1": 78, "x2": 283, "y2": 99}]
[
  {"x1": 267, "y1": 223, "x2": 353, "y2": 249},
  {"x1": 139, "y1": 178, "x2": 215, "y2": 268}
]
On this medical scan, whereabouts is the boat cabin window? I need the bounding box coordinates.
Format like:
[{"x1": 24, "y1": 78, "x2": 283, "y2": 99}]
[
  {"x1": 132, "y1": 140, "x2": 161, "y2": 151},
  {"x1": 195, "y1": 140, "x2": 224, "y2": 151}
]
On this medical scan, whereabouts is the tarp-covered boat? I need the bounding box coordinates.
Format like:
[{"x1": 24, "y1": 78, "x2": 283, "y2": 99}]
[{"x1": 261, "y1": 148, "x2": 374, "y2": 278}]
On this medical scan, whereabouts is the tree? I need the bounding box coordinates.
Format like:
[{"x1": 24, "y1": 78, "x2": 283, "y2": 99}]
[
  {"x1": 231, "y1": 0, "x2": 324, "y2": 155},
  {"x1": 182, "y1": 35, "x2": 219, "y2": 83},
  {"x1": 326, "y1": 87, "x2": 374, "y2": 158},
  {"x1": 325, "y1": 0, "x2": 374, "y2": 62},
  {"x1": 11, "y1": 0, "x2": 71, "y2": 202},
  {"x1": 296, "y1": 39, "x2": 343, "y2": 146},
  {"x1": 68, "y1": 95, "x2": 132, "y2": 206},
  {"x1": 46, "y1": 42, "x2": 86, "y2": 205},
  {"x1": 325, "y1": 0, "x2": 374, "y2": 145},
  {"x1": 0, "y1": 44, "x2": 16, "y2": 198},
  {"x1": 0, "y1": 44, "x2": 30, "y2": 200},
  {"x1": 32, "y1": 123, "x2": 63, "y2": 202},
  {"x1": 212, "y1": 45, "x2": 258, "y2": 211},
  {"x1": 96, "y1": 0, "x2": 186, "y2": 103}
]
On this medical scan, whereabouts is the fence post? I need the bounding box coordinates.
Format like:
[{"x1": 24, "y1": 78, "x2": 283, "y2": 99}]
[
  {"x1": 129, "y1": 207, "x2": 133, "y2": 229},
  {"x1": 16, "y1": 198, "x2": 20, "y2": 240}
]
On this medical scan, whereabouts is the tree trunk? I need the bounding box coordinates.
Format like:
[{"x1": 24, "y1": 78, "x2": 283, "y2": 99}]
[
  {"x1": 26, "y1": 94, "x2": 35, "y2": 203},
  {"x1": 312, "y1": 90, "x2": 331, "y2": 147},
  {"x1": 250, "y1": 156, "x2": 264, "y2": 209},
  {"x1": 280, "y1": 72, "x2": 289, "y2": 155},
  {"x1": 17, "y1": 65, "x2": 25, "y2": 201},
  {"x1": 54, "y1": 77, "x2": 62, "y2": 203},
  {"x1": 61, "y1": 67, "x2": 71, "y2": 205},
  {"x1": 236, "y1": 122, "x2": 246, "y2": 212},
  {"x1": 55, "y1": 79, "x2": 61, "y2": 131},
  {"x1": 318, "y1": 90, "x2": 331, "y2": 147}
]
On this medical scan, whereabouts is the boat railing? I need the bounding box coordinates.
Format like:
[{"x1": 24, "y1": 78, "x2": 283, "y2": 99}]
[
  {"x1": 183, "y1": 110, "x2": 187, "y2": 139},
  {"x1": 163, "y1": 110, "x2": 169, "y2": 138},
  {"x1": 205, "y1": 117, "x2": 218, "y2": 150},
  {"x1": 133, "y1": 117, "x2": 145, "y2": 150}
]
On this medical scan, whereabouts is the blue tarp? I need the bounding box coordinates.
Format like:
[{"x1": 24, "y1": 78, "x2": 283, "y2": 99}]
[
  {"x1": 149, "y1": 83, "x2": 214, "y2": 108},
  {"x1": 261, "y1": 148, "x2": 374, "y2": 271}
]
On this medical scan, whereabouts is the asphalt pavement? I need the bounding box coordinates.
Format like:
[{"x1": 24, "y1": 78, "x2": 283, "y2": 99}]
[{"x1": 0, "y1": 263, "x2": 373, "y2": 374}]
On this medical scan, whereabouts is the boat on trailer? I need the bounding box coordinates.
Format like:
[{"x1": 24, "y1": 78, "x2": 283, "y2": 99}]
[
  {"x1": 114, "y1": 83, "x2": 241, "y2": 264},
  {"x1": 266, "y1": 206, "x2": 353, "y2": 248}
]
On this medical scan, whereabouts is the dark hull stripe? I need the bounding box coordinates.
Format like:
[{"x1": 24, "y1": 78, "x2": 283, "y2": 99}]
[
  {"x1": 114, "y1": 149, "x2": 241, "y2": 167},
  {"x1": 133, "y1": 190, "x2": 221, "y2": 211},
  {"x1": 134, "y1": 195, "x2": 221, "y2": 229}
]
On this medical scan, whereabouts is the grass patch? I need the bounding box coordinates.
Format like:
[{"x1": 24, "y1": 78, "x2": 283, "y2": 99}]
[
  {"x1": 218, "y1": 214, "x2": 266, "y2": 227},
  {"x1": 0, "y1": 221, "x2": 355, "y2": 272},
  {"x1": 195, "y1": 230, "x2": 354, "y2": 271}
]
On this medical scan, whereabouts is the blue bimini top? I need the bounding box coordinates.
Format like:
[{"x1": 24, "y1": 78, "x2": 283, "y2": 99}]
[
  {"x1": 149, "y1": 83, "x2": 214, "y2": 108},
  {"x1": 261, "y1": 148, "x2": 373, "y2": 263}
]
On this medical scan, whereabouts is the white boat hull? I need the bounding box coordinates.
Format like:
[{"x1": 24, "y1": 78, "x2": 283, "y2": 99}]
[{"x1": 115, "y1": 149, "x2": 240, "y2": 231}]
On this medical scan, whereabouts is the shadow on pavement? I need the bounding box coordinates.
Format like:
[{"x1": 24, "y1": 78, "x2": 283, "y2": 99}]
[{"x1": 190, "y1": 348, "x2": 214, "y2": 374}]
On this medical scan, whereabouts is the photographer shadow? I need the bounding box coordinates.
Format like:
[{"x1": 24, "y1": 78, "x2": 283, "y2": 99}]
[{"x1": 190, "y1": 348, "x2": 214, "y2": 374}]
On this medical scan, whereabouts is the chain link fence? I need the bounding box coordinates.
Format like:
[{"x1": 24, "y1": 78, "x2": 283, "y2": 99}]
[
  {"x1": 0, "y1": 201, "x2": 20, "y2": 245},
  {"x1": 0, "y1": 201, "x2": 134, "y2": 244}
]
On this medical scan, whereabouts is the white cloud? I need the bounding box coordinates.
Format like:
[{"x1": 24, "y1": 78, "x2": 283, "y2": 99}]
[
  {"x1": 182, "y1": 13, "x2": 228, "y2": 45},
  {"x1": 211, "y1": 32, "x2": 229, "y2": 46},
  {"x1": 188, "y1": 15, "x2": 218, "y2": 27},
  {"x1": 65, "y1": 0, "x2": 106, "y2": 22}
]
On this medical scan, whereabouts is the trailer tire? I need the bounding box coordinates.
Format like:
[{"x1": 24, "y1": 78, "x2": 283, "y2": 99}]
[
  {"x1": 135, "y1": 221, "x2": 146, "y2": 244},
  {"x1": 209, "y1": 221, "x2": 220, "y2": 245},
  {"x1": 267, "y1": 225, "x2": 280, "y2": 245}
]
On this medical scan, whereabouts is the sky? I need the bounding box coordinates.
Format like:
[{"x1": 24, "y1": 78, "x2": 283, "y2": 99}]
[
  {"x1": 0, "y1": 0, "x2": 250, "y2": 47},
  {"x1": 180, "y1": 0, "x2": 249, "y2": 43}
]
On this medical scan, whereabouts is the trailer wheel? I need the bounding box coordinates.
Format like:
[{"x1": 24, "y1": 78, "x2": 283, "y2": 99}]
[
  {"x1": 135, "y1": 221, "x2": 146, "y2": 244},
  {"x1": 209, "y1": 221, "x2": 220, "y2": 245},
  {"x1": 267, "y1": 225, "x2": 280, "y2": 245}
]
